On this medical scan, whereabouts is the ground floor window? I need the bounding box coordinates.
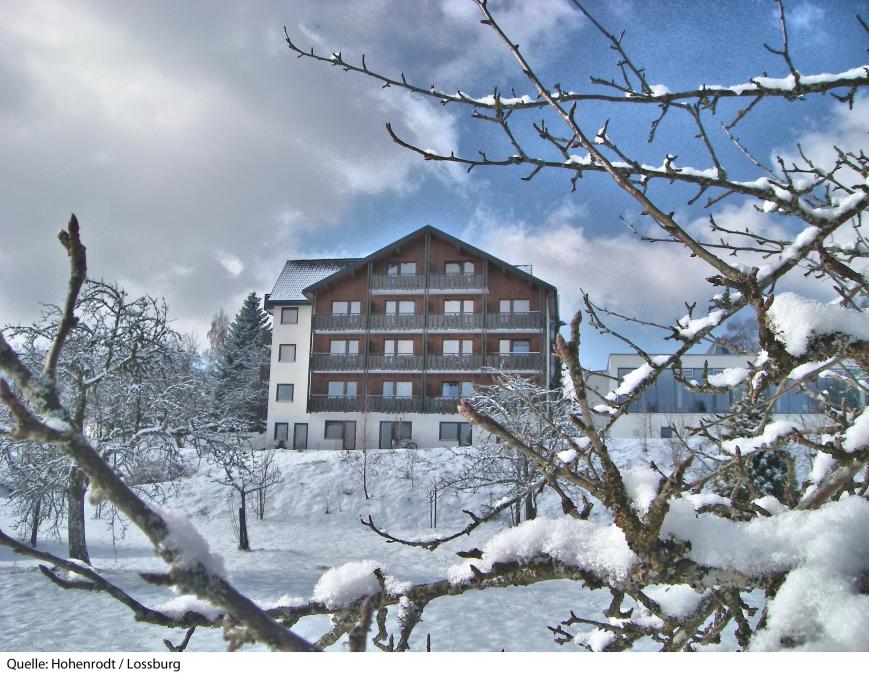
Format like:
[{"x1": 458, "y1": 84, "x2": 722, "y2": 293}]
[
  {"x1": 274, "y1": 422, "x2": 289, "y2": 443},
  {"x1": 293, "y1": 423, "x2": 308, "y2": 450},
  {"x1": 440, "y1": 422, "x2": 472, "y2": 446},
  {"x1": 380, "y1": 421, "x2": 412, "y2": 449},
  {"x1": 325, "y1": 420, "x2": 356, "y2": 450}
]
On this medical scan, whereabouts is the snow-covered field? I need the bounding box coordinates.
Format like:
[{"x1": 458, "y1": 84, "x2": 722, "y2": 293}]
[
  {"x1": 0, "y1": 440, "x2": 798, "y2": 652},
  {"x1": 0, "y1": 445, "x2": 650, "y2": 652}
]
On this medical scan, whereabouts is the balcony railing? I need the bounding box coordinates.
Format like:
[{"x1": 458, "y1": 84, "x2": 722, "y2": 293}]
[
  {"x1": 371, "y1": 274, "x2": 427, "y2": 291},
  {"x1": 308, "y1": 395, "x2": 363, "y2": 412},
  {"x1": 368, "y1": 313, "x2": 425, "y2": 331},
  {"x1": 311, "y1": 353, "x2": 365, "y2": 371},
  {"x1": 312, "y1": 313, "x2": 365, "y2": 331},
  {"x1": 426, "y1": 354, "x2": 484, "y2": 371},
  {"x1": 428, "y1": 273, "x2": 486, "y2": 290},
  {"x1": 428, "y1": 312, "x2": 483, "y2": 330},
  {"x1": 484, "y1": 352, "x2": 543, "y2": 371},
  {"x1": 485, "y1": 311, "x2": 544, "y2": 330},
  {"x1": 367, "y1": 354, "x2": 424, "y2": 371},
  {"x1": 308, "y1": 395, "x2": 462, "y2": 414},
  {"x1": 425, "y1": 397, "x2": 463, "y2": 414},
  {"x1": 365, "y1": 396, "x2": 423, "y2": 413}
]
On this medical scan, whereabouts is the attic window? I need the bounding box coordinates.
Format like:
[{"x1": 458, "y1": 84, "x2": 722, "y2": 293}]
[
  {"x1": 445, "y1": 261, "x2": 474, "y2": 274},
  {"x1": 387, "y1": 262, "x2": 416, "y2": 276}
]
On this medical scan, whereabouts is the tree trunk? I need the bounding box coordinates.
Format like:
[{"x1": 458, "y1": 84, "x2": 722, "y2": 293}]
[
  {"x1": 524, "y1": 491, "x2": 537, "y2": 521},
  {"x1": 238, "y1": 491, "x2": 250, "y2": 551},
  {"x1": 29, "y1": 498, "x2": 42, "y2": 547},
  {"x1": 67, "y1": 466, "x2": 90, "y2": 564}
]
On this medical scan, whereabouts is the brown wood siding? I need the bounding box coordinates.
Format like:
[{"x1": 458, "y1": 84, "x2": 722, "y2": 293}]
[
  {"x1": 427, "y1": 236, "x2": 486, "y2": 274},
  {"x1": 486, "y1": 265, "x2": 540, "y2": 311},
  {"x1": 314, "y1": 272, "x2": 368, "y2": 314}
]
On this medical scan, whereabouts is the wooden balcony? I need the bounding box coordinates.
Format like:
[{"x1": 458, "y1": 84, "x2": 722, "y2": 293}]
[
  {"x1": 428, "y1": 312, "x2": 483, "y2": 331},
  {"x1": 368, "y1": 313, "x2": 425, "y2": 331},
  {"x1": 485, "y1": 311, "x2": 544, "y2": 330},
  {"x1": 370, "y1": 274, "x2": 426, "y2": 292},
  {"x1": 310, "y1": 353, "x2": 365, "y2": 372},
  {"x1": 367, "y1": 354, "x2": 424, "y2": 371},
  {"x1": 484, "y1": 352, "x2": 543, "y2": 371},
  {"x1": 308, "y1": 395, "x2": 363, "y2": 412},
  {"x1": 312, "y1": 313, "x2": 365, "y2": 332},
  {"x1": 365, "y1": 396, "x2": 423, "y2": 413},
  {"x1": 426, "y1": 354, "x2": 484, "y2": 371},
  {"x1": 307, "y1": 395, "x2": 460, "y2": 414},
  {"x1": 425, "y1": 397, "x2": 463, "y2": 414},
  {"x1": 428, "y1": 273, "x2": 486, "y2": 291}
]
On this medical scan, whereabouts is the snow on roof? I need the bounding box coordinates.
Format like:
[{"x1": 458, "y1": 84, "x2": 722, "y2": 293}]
[{"x1": 268, "y1": 258, "x2": 361, "y2": 304}]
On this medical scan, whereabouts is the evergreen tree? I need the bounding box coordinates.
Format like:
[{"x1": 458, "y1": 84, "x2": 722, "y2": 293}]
[
  {"x1": 213, "y1": 292, "x2": 270, "y2": 432},
  {"x1": 713, "y1": 396, "x2": 790, "y2": 504}
]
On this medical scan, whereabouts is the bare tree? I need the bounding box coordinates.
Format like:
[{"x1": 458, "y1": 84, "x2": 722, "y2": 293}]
[
  {"x1": 0, "y1": 217, "x2": 317, "y2": 651},
  {"x1": 205, "y1": 434, "x2": 283, "y2": 550},
  {"x1": 1, "y1": 280, "x2": 196, "y2": 562}
]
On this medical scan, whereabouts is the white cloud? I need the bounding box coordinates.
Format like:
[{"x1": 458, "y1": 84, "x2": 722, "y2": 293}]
[
  {"x1": 775, "y1": 94, "x2": 869, "y2": 186},
  {"x1": 216, "y1": 251, "x2": 244, "y2": 277},
  {"x1": 463, "y1": 200, "x2": 711, "y2": 323}
]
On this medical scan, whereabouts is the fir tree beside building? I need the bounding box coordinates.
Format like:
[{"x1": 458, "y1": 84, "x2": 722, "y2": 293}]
[{"x1": 213, "y1": 292, "x2": 270, "y2": 432}]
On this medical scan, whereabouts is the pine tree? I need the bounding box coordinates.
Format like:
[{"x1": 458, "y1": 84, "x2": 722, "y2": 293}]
[
  {"x1": 213, "y1": 292, "x2": 270, "y2": 432},
  {"x1": 713, "y1": 396, "x2": 790, "y2": 504}
]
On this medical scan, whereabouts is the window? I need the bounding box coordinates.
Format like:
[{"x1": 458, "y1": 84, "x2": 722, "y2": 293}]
[
  {"x1": 274, "y1": 423, "x2": 289, "y2": 442},
  {"x1": 276, "y1": 384, "x2": 294, "y2": 402},
  {"x1": 386, "y1": 300, "x2": 415, "y2": 314},
  {"x1": 325, "y1": 421, "x2": 344, "y2": 439},
  {"x1": 660, "y1": 426, "x2": 674, "y2": 439},
  {"x1": 440, "y1": 422, "x2": 472, "y2": 446},
  {"x1": 499, "y1": 299, "x2": 531, "y2": 313},
  {"x1": 332, "y1": 301, "x2": 361, "y2": 315},
  {"x1": 387, "y1": 262, "x2": 417, "y2": 276},
  {"x1": 444, "y1": 299, "x2": 474, "y2": 314},
  {"x1": 383, "y1": 381, "x2": 413, "y2": 398},
  {"x1": 380, "y1": 421, "x2": 412, "y2": 449},
  {"x1": 384, "y1": 339, "x2": 414, "y2": 355},
  {"x1": 500, "y1": 340, "x2": 529, "y2": 354},
  {"x1": 325, "y1": 420, "x2": 356, "y2": 449},
  {"x1": 278, "y1": 344, "x2": 296, "y2": 362},
  {"x1": 293, "y1": 424, "x2": 308, "y2": 450},
  {"x1": 445, "y1": 261, "x2": 474, "y2": 274},
  {"x1": 281, "y1": 307, "x2": 298, "y2": 324},
  {"x1": 330, "y1": 339, "x2": 359, "y2": 354},
  {"x1": 443, "y1": 339, "x2": 473, "y2": 355},
  {"x1": 442, "y1": 381, "x2": 475, "y2": 398},
  {"x1": 327, "y1": 381, "x2": 358, "y2": 397}
]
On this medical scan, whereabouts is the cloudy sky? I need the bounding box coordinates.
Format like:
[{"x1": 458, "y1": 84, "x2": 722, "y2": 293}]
[{"x1": 0, "y1": 0, "x2": 865, "y2": 367}]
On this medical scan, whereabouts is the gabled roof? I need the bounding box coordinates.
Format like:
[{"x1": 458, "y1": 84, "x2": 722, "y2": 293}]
[
  {"x1": 266, "y1": 258, "x2": 361, "y2": 306},
  {"x1": 301, "y1": 225, "x2": 556, "y2": 296}
]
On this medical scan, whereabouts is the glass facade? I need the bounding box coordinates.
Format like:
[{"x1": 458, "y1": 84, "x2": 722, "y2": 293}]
[{"x1": 617, "y1": 366, "x2": 863, "y2": 414}]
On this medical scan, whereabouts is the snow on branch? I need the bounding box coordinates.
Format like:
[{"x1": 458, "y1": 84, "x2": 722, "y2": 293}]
[{"x1": 767, "y1": 293, "x2": 869, "y2": 357}]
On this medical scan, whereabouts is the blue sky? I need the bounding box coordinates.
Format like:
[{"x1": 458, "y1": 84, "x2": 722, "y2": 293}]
[{"x1": 0, "y1": 0, "x2": 865, "y2": 367}]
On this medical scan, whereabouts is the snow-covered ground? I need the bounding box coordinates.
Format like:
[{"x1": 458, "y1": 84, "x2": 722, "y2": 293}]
[{"x1": 0, "y1": 442, "x2": 733, "y2": 651}]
